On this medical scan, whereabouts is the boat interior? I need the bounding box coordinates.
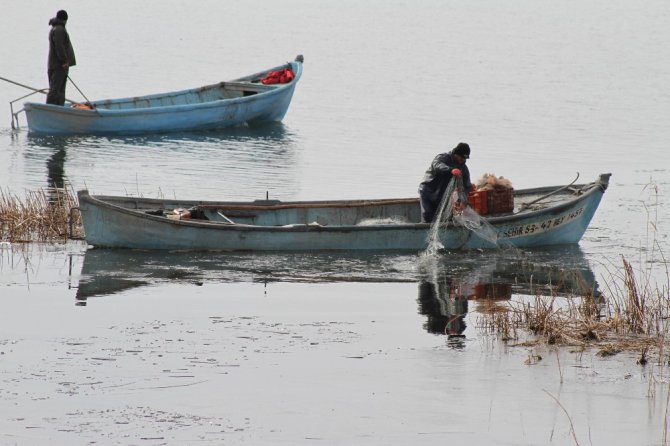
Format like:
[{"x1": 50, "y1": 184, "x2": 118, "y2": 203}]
[
  {"x1": 146, "y1": 198, "x2": 423, "y2": 227},
  {"x1": 92, "y1": 81, "x2": 281, "y2": 111},
  {"x1": 132, "y1": 182, "x2": 591, "y2": 227},
  {"x1": 78, "y1": 174, "x2": 605, "y2": 230}
]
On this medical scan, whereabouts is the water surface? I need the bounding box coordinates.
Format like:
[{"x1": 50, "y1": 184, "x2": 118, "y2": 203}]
[{"x1": 1, "y1": 0, "x2": 669, "y2": 444}]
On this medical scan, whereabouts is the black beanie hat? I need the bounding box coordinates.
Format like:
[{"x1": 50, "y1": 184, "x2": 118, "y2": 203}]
[
  {"x1": 452, "y1": 142, "x2": 470, "y2": 159},
  {"x1": 56, "y1": 10, "x2": 68, "y2": 21}
]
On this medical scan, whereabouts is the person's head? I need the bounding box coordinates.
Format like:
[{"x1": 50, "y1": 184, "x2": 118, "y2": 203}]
[
  {"x1": 451, "y1": 142, "x2": 470, "y2": 164},
  {"x1": 56, "y1": 10, "x2": 68, "y2": 22}
]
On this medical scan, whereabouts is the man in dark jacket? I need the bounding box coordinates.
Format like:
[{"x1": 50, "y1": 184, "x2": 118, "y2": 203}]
[
  {"x1": 418, "y1": 142, "x2": 472, "y2": 223},
  {"x1": 47, "y1": 10, "x2": 76, "y2": 106}
]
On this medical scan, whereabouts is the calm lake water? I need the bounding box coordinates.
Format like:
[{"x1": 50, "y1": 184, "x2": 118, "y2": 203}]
[{"x1": 1, "y1": 1, "x2": 670, "y2": 444}]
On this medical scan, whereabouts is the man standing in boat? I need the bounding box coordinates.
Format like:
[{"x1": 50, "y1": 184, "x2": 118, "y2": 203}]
[
  {"x1": 46, "y1": 10, "x2": 76, "y2": 106},
  {"x1": 419, "y1": 142, "x2": 472, "y2": 223}
]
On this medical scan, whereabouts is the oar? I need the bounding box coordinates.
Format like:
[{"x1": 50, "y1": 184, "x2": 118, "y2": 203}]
[
  {"x1": 0, "y1": 75, "x2": 77, "y2": 103},
  {"x1": 67, "y1": 75, "x2": 95, "y2": 107},
  {"x1": 66, "y1": 75, "x2": 103, "y2": 116},
  {"x1": 517, "y1": 172, "x2": 581, "y2": 211}
]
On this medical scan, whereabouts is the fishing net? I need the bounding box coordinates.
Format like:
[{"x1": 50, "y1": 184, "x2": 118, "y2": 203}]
[
  {"x1": 453, "y1": 207, "x2": 499, "y2": 245},
  {"x1": 425, "y1": 176, "x2": 513, "y2": 254}
]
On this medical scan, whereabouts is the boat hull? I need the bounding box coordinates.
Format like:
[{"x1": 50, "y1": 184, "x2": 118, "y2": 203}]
[
  {"x1": 23, "y1": 59, "x2": 302, "y2": 135},
  {"x1": 77, "y1": 174, "x2": 610, "y2": 252}
]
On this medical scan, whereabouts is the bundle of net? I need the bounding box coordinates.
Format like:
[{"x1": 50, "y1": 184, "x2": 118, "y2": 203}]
[{"x1": 425, "y1": 176, "x2": 501, "y2": 255}]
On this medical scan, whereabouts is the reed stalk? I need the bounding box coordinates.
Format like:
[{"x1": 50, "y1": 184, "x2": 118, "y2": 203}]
[
  {"x1": 478, "y1": 179, "x2": 670, "y2": 362},
  {"x1": 477, "y1": 258, "x2": 670, "y2": 360},
  {"x1": 0, "y1": 187, "x2": 83, "y2": 242}
]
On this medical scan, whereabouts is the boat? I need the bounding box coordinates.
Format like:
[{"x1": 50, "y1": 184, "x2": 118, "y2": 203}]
[
  {"x1": 19, "y1": 55, "x2": 303, "y2": 135},
  {"x1": 76, "y1": 173, "x2": 611, "y2": 251}
]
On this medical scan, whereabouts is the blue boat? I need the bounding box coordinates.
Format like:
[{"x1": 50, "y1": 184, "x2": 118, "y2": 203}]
[
  {"x1": 76, "y1": 173, "x2": 611, "y2": 251},
  {"x1": 20, "y1": 55, "x2": 303, "y2": 135}
]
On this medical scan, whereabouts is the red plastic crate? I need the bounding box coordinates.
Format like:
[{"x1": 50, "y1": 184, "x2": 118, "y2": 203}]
[
  {"x1": 487, "y1": 187, "x2": 514, "y2": 214},
  {"x1": 468, "y1": 190, "x2": 488, "y2": 215}
]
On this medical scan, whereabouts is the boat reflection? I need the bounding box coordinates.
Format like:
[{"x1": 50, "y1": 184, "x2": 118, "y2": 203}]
[
  {"x1": 75, "y1": 245, "x2": 601, "y2": 349},
  {"x1": 24, "y1": 122, "x2": 301, "y2": 200},
  {"x1": 416, "y1": 246, "x2": 600, "y2": 345},
  {"x1": 26, "y1": 121, "x2": 297, "y2": 166},
  {"x1": 25, "y1": 121, "x2": 295, "y2": 146},
  {"x1": 74, "y1": 249, "x2": 418, "y2": 304}
]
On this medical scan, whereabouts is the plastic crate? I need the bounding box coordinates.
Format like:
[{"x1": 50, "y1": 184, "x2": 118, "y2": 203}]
[
  {"x1": 468, "y1": 190, "x2": 488, "y2": 215},
  {"x1": 487, "y1": 187, "x2": 514, "y2": 214}
]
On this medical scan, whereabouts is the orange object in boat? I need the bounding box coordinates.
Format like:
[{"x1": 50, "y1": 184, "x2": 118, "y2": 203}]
[
  {"x1": 468, "y1": 190, "x2": 488, "y2": 215},
  {"x1": 72, "y1": 102, "x2": 94, "y2": 110}
]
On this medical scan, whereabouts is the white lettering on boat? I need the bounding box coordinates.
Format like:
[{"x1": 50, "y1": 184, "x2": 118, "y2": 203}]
[{"x1": 500, "y1": 206, "x2": 585, "y2": 239}]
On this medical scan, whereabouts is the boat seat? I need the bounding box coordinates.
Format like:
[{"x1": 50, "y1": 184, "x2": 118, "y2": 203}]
[{"x1": 281, "y1": 222, "x2": 324, "y2": 228}]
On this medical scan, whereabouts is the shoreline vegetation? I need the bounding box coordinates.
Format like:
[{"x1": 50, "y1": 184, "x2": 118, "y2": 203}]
[
  {"x1": 479, "y1": 181, "x2": 669, "y2": 364},
  {"x1": 0, "y1": 187, "x2": 83, "y2": 242},
  {"x1": 2, "y1": 187, "x2": 668, "y2": 364},
  {"x1": 477, "y1": 254, "x2": 670, "y2": 363}
]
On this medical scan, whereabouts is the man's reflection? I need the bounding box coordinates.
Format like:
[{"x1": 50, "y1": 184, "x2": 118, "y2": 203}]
[
  {"x1": 417, "y1": 278, "x2": 514, "y2": 338},
  {"x1": 416, "y1": 248, "x2": 602, "y2": 345},
  {"x1": 46, "y1": 144, "x2": 66, "y2": 190},
  {"x1": 418, "y1": 279, "x2": 469, "y2": 338},
  {"x1": 27, "y1": 134, "x2": 69, "y2": 202}
]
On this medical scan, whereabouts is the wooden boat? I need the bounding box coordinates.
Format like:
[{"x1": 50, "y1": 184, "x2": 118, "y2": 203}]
[
  {"x1": 77, "y1": 173, "x2": 610, "y2": 251},
  {"x1": 21, "y1": 55, "x2": 303, "y2": 135}
]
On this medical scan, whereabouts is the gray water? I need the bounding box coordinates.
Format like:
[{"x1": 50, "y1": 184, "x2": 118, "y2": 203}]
[{"x1": 1, "y1": 1, "x2": 670, "y2": 444}]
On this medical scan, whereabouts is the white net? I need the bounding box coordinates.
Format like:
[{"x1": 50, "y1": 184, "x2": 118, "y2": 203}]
[
  {"x1": 425, "y1": 176, "x2": 515, "y2": 254},
  {"x1": 453, "y1": 206, "x2": 499, "y2": 245}
]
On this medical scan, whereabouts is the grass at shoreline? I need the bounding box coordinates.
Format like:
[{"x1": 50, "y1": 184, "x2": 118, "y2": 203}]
[
  {"x1": 478, "y1": 179, "x2": 670, "y2": 363},
  {"x1": 0, "y1": 187, "x2": 83, "y2": 243},
  {"x1": 478, "y1": 256, "x2": 670, "y2": 363}
]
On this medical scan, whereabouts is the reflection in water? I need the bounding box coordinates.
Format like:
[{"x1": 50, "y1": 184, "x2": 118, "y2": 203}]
[
  {"x1": 45, "y1": 143, "x2": 66, "y2": 190},
  {"x1": 25, "y1": 121, "x2": 295, "y2": 149},
  {"x1": 74, "y1": 244, "x2": 601, "y2": 349},
  {"x1": 418, "y1": 280, "x2": 469, "y2": 338},
  {"x1": 74, "y1": 249, "x2": 418, "y2": 304},
  {"x1": 24, "y1": 135, "x2": 71, "y2": 203},
  {"x1": 416, "y1": 246, "x2": 601, "y2": 344},
  {"x1": 22, "y1": 122, "x2": 301, "y2": 200},
  {"x1": 103, "y1": 121, "x2": 295, "y2": 146}
]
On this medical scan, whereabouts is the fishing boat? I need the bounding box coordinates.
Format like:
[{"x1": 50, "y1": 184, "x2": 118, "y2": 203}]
[
  {"x1": 19, "y1": 55, "x2": 303, "y2": 135},
  {"x1": 76, "y1": 173, "x2": 610, "y2": 251}
]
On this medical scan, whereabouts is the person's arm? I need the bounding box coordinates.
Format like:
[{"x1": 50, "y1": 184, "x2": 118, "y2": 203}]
[
  {"x1": 463, "y1": 167, "x2": 472, "y2": 193},
  {"x1": 52, "y1": 28, "x2": 69, "y2": 67}
]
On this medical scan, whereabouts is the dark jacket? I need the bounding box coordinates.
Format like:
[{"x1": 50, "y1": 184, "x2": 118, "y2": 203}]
[
  {"x1": 48, "y1": 18, "x2": 76, "y2": 70},
  {"x1": 418, "y1": 152, "x2": 472, "y2": 204}
]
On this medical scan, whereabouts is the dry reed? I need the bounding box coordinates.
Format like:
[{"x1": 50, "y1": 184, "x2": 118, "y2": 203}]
[
  {"x1": 478, "y1": 256, "x2": 670, "y2": 362},
  {"x1": 0, "y1": 187, "x2": 83, "y2": 242},
  {"x1": 479, "y1": 179, "x2": 670, "y2": 363}
]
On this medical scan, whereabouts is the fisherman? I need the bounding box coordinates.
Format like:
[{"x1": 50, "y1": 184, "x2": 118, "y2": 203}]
[
  {"x1": 46, "y1": 9, "x2": 76, "y2": 106},
  {"x1": 418, "y1": 142, "x2": 472, "y2": 223}
]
